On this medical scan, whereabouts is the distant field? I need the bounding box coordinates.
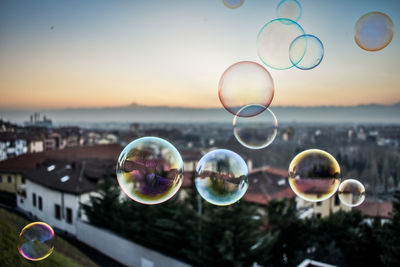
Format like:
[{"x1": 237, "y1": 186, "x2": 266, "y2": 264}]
[{"x1": 0, "y1": 208, "x2": 98, "y2": 267}]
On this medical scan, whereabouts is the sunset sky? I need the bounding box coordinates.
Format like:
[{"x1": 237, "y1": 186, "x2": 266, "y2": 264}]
[{"x1": 0, "y1": 0, "x2": 399, "y2": 110}]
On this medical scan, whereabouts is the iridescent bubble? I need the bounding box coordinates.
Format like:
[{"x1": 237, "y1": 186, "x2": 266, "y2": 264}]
[
  {"x1": 289, "y1": 34, "x2": 324, "y2": 70},
  {"x1": 354, "y1": 12, "x2": 394, "y2": 51},
  {"x1": 18, "y1": 222, "x2": 55, "y2": 261},
  {"x1": 288, "y1": 149, "x2": 341, "y2": 202},
  {"x1": 257, "y1": 18, "x2": 305, "y2": 70},
  {"x1": 233, "y1": 105, "x2": 278, "y2": 149},
  {"x1": 116, "y1": 136, "x2": 184, "y2": 205},
  {"x1": 195, "y1": 149, "x2": 249, "y2": 206},
  {"x1": 338, "y1": 179, "x2": 366, "y2": 207},
  {"x1": 218, "y1": 61, "x2": 274, "y2": 117},
  {"x1": 223, "y1": 0, "x2": 245, "y2": 9},
  {"x1": 277, "y1": 0, "x2": 302, "y2": 22}
]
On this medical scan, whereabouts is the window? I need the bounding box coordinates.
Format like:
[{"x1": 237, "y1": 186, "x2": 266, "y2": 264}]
[
  {"x1": 316, "y1": 213, "x2": 321, "y2": 218},
  {"x1": 21, "y1": 177, "x2": 26, "y2": 184},
  {"x1": 38, "y1": 196, "x2": 42, "y2": 211},
  {"x1": 32, "y1": 193, "x2": 36, "y2": 207},
  {"x1": 0, "y1": 176, "x2": 2, "y2": 183},
  {"x1": 8, "y1": 176, "x2": 12, "y2": 183},
  {"x1": 55, "y1": 204, "x2": 61, "y2": 220},
  {"x1": 316, "y1": 201, "x2": 322, "y2": 206},
  {"x1": 334, "y1": 194, "x2": 340, "y2": 206},
  {"x1": 66, "y1": 208, "x2": 73, "y2": 224}
]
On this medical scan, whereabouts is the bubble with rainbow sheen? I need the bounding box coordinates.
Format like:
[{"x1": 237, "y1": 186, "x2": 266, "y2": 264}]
[
  {"x1": 257, "y1": 18, "x2": 305, "y2": 70},
  {"x1": 338, "y1": 179, "x2": 366, "y2": 207},
  {"x1": 354, "y1": 12, "x2": 394, "y2": 51},
  {"x1": 288, "y1": 149, "x2": 341, "y2": 202},
  {"x1": 116, "y1": 136, "x2": 184, "y2": 205},
  {"x1": 223, "y1": 0, "x2": 245, "y2": 9},
  {"x1": 277, "y1": 0, "x2": 302, "y2": 22},
  {"x1": 233, "y1": 105, "x2": 278, "y2": 149},
  {"x1": 218, "y1": 61, "x2": 274, "y2": 117},
  {"x1": 195, "y1": 149, "x2": 248, "y2": 206},
  {"x1": 290, "y1": 34, "x2": 324, "y2": 70},
  {"x1": 18, "y1": 222, "x2": 55, "y2": 261}
]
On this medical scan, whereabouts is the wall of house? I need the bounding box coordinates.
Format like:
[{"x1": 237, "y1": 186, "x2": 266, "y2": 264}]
[
  {"x1": 296, "y1": 194, "x2": 351, "y2": 218},
  {"x1": 29, "y1": 140, "x2": 44, "y2": 153},
  {"x1": 76, "y1": 220, "x2": 191, "y2": 267},
  {"x1": 17, "y1": 180, "x2": 93, "y2": 235},
  {"x1": 0, "y1": 173, "x2": 23, "y2": 193}
]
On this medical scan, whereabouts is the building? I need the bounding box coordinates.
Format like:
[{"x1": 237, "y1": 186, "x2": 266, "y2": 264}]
[
  {"x1": 17, "y1": 158, "x2": 115, "y2": 235},
  {"x1": 24, "y1": 112, "x2": 52, "y2": 128},
  {"x1": 0, "y1": 132, "x2": 28, "y2": 161}
]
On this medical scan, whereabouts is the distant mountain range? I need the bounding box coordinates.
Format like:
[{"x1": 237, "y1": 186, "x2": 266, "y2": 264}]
[{"x1": 1, "y1": 103, "x2": 400, "y2": 126}]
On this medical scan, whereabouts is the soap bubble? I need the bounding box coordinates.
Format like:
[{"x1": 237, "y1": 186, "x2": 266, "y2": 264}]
[
  {"x1": 195, "y1": 149, "x2": 249, "y2": 206},
  {"x1": 218, "y1": 61, "x2": 274, "y2": 117},
  {"x1": 257, "y1": 18, "x2": 305, "y2": 70},
  {"x1": 288, "y1": 149, "x2": 341, "y2": 202},
  {"x1": 223, "y1": 0, "x2": 245, "y2": 9},
  {"x1": 338, "y1": 179, "x2": 366, "y2": 207},
  {"x1": 116, "y1": 136, "x2": 184, "y2": 205},
  {"x1": 233, "y1": 105, "x2": 278, "y2": 149},
  {"x1": 18, "y1": 222, "x2": 55, "y2": 261},
  {"x1": 277, "y1": 0, "x2": 302, "y2": 22},
  {"x1": 290, "y1": 34, "x2": 324, "y2": 70},
  {"x1": 354, "y1": 12, "x2": 394, "y2": 51}
]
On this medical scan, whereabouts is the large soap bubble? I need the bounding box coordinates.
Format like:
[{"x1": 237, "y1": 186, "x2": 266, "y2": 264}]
[
  {"x1": 195, "y1": 149, "x2": 249, "y2": 206},
  {"x1": 116, "y1": 136, "x2": 184, "y2": 205},
  {"x1": 218, "y1": 61, "x2": 274, "y2": 117},
  {"x1": 233, "y1": 105, "x2": 278, "y2": 149},
  {"x1": 288, "y1": 149, "x2": 341, "y2": 202},
  {"x1": 18, "y1": 222, "x2": 55, "y2": 261},
  {"x1": 223, "y1": 0, "x2": 245, "y2": 9},
  {"x1": 338, "y1": 179, "x2": 366, "y2": 207},
  {"x1": 257, "y1": 18, "x2": 305, "y2": 70},
  {"x1": 354, "y1": 12, "x2": 394, "y2": 51},
  {"x1": 277, "y1": 0, "x2": 302, "y2": 22},
  {"x1": 290, "y1": 34, "x2": 324, "y2": 70}
]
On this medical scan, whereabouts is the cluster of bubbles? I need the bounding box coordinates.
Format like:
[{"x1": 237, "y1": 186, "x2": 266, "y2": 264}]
[
  {"x1": 288, "y1": 149, "x2": 366, "y2": 207},
  {"x1": 18, "y1": 222, "x2": 55, "y2": 261}
]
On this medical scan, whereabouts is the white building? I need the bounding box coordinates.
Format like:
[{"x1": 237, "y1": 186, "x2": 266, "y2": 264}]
[{"x1": 17, "y1": 159, "x2": 114, "y2": 235}]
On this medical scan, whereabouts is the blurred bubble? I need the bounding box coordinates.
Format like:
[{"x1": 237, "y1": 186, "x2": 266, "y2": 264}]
[
  {"x1": 288, "y1": 149, "x2": 341, "y2": 202},
  {"x1": 257, "y1": 18, "x2": 305, "y2": 70},
  {"x1": 18, "y1": 222, "x2": 55, "y2": 261},
  {"x1": 233, "y1": 105, "x2": 278, "y2": 149},
  {"x1": 223, "y1": 0, "x2": 245, "y2": 9},
  {"x1": 218, "y1": 61, "x2": 274, "y2": 117},
  {"x1": 354, "y1": 12, "x2": 394, "y2": 51},
  {"x1": 195, "y1": 149, "x2": 249, "y2": 206},
  {"x1": 338, "y1": 179, "x2": 366, "y2": 207},
  {"x1": 289, "y1": 34, "x2": 324, "y2": 70},
  {"x1": 116, "y1": 137, "x2": 184, "y2": 205},
  {"x1": 277, "y1": 0, "x2": 302, "y2": 22}
]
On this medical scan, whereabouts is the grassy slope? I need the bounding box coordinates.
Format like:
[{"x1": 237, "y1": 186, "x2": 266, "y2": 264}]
[{"x1": 0, "y1": 208, "x2": 99, "y2": 267}]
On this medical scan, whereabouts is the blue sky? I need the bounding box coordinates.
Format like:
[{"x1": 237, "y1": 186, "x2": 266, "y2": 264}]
[{"x1": 0, "y1": 0, "x2": 399, "y2": 109}]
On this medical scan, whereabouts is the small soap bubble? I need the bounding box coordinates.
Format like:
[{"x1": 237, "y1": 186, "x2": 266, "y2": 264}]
[
  {"x1": 338, "y1": 179, "x2": 366, "y2": 207},
  {"x1": 290, "y1": 34, "x2": 324, "y2": 70},
  {"x1": 195, "y1": 149, "x2": 249, "y2": 206},
  {"x1": 233, "y1": 105, "x2": 278, "y2": 149},
  {"x1": 257, "y1": 18, "x2": 305, "y2": 70},
  {"x1": 223, "y1": 0, "x2": 245, "y2": 9},
  {"x1": 277, "y1": 0, "x2": 302, "y2": 22},
  {"x1": 354, "y1": 12, "x2": 394, "y2": 51},
  {"x1": 116, "y1": 137, "x2": 184, "y2": 205},
  {"x1": 18, "y1": 222, "x2": 55, "y2": 261},
  {"x1": 288, "y1": 149, "x2": 341, "y2": 202},
  {"x1": 218, "y1": 61, "x2": 274, "y2": 117}
]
